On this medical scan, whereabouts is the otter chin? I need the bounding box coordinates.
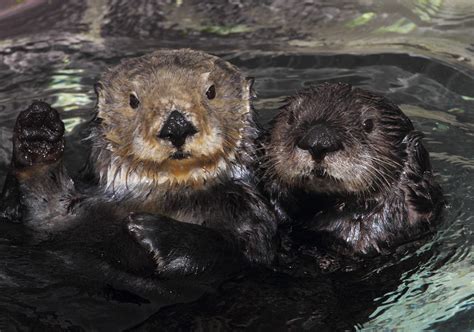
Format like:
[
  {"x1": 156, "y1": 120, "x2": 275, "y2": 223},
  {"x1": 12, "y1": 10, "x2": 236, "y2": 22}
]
[
  {"x1": 263, "y1": 82, "x2": 444, "y2": 255},
  {"x1": 90, "y1": 49, "x2": 253, "y2": 194}
]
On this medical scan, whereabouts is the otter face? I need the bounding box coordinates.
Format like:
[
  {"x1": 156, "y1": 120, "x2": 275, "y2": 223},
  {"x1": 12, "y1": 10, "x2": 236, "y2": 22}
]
[
  {"x1": 266, "y1": 83, "x2": 415, "y2": 195},
  {"x1": 93, "y1": 49, "x2": 253, "y2": 189}
]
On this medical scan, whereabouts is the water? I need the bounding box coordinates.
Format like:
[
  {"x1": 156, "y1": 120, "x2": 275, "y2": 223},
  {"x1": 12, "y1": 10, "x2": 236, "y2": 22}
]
[{"x1": 0, "y1": 1, "x2": 473, "y2": 330}]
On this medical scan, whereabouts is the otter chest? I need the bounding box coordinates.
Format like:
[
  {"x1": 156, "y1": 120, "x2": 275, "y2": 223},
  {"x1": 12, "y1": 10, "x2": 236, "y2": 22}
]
[{"x1": 129, "y1": 196, "x2": 209, "y2": 226}]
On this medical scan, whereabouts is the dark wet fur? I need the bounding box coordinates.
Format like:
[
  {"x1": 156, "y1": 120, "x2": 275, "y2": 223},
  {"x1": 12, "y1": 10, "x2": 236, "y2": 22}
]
[
  {"x1": 0, "y1": 108, "x2": 263, "y2": 304},
  {"x1": 125, "y1": 222, "x2": 440, "y2": 331},
  {"x1": 261, "y1": 82, "x2": 444, "y2": 256}
]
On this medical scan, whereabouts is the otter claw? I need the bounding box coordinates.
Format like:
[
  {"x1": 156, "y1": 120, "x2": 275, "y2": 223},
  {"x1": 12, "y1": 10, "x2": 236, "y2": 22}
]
[{"x1": 13, "y1": 101, "x2": 65, "y2": 167}]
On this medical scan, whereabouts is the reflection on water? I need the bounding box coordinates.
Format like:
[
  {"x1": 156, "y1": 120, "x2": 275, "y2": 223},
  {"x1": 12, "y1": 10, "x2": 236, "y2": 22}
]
[
  {"x1": 48, "y1": 69, "x2": 91, "y2": 132},
  {"x1": 0, "y1": 0, "x2": 473, "y2": 330}
]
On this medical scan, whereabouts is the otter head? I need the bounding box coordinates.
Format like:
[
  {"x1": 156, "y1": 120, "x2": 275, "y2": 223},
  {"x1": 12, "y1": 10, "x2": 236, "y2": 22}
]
[
  {"x1": 91, "y1": 49, "x2": 254, "y2": 193},
  {"x1": 266, "y1": 83, "x2": 417, "y2": 196}
]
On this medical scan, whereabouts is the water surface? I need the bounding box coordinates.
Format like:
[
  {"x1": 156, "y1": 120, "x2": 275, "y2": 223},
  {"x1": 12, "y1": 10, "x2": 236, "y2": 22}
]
[{"x1": 0, "y1": 1, "x2": 472, "y2": 330}]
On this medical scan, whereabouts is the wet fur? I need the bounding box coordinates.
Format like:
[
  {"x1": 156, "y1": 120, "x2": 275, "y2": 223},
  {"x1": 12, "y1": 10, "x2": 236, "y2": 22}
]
[
  {"x1": 0, "y1": 49, "x2": 277, "y2": 282},
  {"x1": 262, "y1": 83, "x2": 444, "y2": 255},
  {"x1": 87, "y1": 49, "x2": 276, "y2": 265},
  {"x1": 90, "y1": 49, "x2": 256, "y2": 196}
]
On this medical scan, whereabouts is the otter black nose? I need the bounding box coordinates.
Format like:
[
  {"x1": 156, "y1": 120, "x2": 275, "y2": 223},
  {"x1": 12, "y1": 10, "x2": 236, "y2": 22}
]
[
  {"x1": 297, "y1": 124, "x2": 343, "y2": 162},
  {"x1": 158, "y1": 110, "x2": 198, "y2": 148}
]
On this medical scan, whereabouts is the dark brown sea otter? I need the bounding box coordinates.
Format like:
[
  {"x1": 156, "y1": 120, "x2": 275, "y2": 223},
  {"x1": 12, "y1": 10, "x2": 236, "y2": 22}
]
[
  {"x1": 0, "y1": 49, "x2": 277, "y2": 281},
  {"x1": 262, "y1": 82, "x2": 443, "y2": 255}
]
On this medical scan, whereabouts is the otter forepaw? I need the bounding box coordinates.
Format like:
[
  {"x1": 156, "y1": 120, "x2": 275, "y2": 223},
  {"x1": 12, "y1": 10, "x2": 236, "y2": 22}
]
[
  {"x1": 13, "y1": 101, "x2": 65, "y2": 168},
  {"x1": 127, "y1": 212, "x2": 242, "y2": 279},
  {"x1": 127, "y1": 213, "x2": 190, "y2": 275}
]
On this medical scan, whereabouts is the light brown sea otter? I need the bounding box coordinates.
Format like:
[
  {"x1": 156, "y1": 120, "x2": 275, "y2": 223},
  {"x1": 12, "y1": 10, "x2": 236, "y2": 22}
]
[
  {"x1": 91, "y1": 50, "x2": 254, "y2": 196},
  {"x1": 0, "y1": 49, "x2": 277, "y2": 280}
]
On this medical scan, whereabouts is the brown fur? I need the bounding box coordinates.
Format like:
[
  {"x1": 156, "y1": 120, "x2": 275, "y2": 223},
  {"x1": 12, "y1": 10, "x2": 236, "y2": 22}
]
[
  {"x1": 262, "y1": 83, "x2": 443, "y2": 255},
  {"x1": 89, "y1": 49, "x2": 255, "y2": 199}
]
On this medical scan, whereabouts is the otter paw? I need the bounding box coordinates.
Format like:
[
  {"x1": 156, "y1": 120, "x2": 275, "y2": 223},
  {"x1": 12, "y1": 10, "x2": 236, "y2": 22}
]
[
  {"x1": 127, "y1": 213, "x2": 176, "y2": 272},
  {"x1": 127, "y1": 212, "x2": 217, "y2": 277},
  {"x1": 13, "y1": 101, "x2": 65, "y2": 167}
]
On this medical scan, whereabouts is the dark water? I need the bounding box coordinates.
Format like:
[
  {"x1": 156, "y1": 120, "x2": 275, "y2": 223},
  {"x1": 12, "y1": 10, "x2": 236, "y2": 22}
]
[{"x1": 0, "y1": 1, "x2": 473, "y2": 331}]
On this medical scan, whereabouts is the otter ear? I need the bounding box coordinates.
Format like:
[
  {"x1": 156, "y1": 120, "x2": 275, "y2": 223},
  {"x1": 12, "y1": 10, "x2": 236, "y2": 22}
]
[
  {"x1": 403, "y1": 131, "x2": 432, "y2": 173},
  {"x1": 93, "y1": 82, "x2": 106, "y2": 120},
  {"x1": 201, "y1": 72, "x2": 211, "y2": 82},
  {"x1": 245, "y1": 77, "x2": 256, "y2": 99},
  {"x1": 94, "y1": 82, "x2": 104, "y2": 100}
]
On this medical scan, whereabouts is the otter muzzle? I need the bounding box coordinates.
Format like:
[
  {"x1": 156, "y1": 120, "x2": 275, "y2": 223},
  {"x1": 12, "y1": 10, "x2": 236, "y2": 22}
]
[
  {"x1": 158, "y1": 110, "x2": 198, "y2": 148},
  {"x1": 297, "y1": 124, "x2": 343, "y2": 162}
]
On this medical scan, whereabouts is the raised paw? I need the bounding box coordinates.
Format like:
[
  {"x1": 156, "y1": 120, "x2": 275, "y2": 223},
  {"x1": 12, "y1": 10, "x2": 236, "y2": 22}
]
[{"x1": 13, "y1": 101, "x2": 65, "y2": 168}]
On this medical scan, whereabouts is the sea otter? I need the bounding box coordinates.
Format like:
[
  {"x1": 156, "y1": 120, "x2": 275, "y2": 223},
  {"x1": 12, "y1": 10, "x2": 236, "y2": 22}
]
[
  {"x1": 261, "y1": 82, "x2": 443, "y2": 255},
  {"x1": 0, "y1": 49, "x2": 277, "y2": 279}
]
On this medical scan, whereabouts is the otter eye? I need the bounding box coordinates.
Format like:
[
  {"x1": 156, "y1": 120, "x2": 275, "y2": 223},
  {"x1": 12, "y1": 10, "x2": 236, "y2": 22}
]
[
  {"x1": 129, "y1": 93, "x2": 140, "y2": 109},
  {"x1": 363, "y1": 119, "x2": 374, "y2": 133},
  {"x1": 206, "y1": 85, "x2": 216, "y2": 100}
]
